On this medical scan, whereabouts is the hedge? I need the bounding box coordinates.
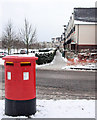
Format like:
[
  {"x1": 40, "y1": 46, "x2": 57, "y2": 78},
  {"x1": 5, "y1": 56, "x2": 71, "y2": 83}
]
[{"x1": 35, "y1": 49, "x2": 57, "y2": 65}]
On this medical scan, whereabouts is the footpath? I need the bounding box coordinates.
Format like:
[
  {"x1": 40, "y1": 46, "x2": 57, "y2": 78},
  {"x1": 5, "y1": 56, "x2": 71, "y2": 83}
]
[{"x1": 37, "y1": 50, "x2": 66, "y2": 70}]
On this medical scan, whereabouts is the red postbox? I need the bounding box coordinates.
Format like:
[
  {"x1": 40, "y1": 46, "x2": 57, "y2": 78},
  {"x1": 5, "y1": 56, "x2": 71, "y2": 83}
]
[{"x1": 2, "y1": 56, "x2": 38, "y2": 116}]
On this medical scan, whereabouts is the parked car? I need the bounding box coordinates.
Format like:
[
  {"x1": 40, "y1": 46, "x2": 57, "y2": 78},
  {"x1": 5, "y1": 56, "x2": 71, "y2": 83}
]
[
  {"x1": 20, "y1": 50, "x2": 27, "y2": 54},
  {"x1": 0, "y1": 51, "x2": 8, "y2": 58}
]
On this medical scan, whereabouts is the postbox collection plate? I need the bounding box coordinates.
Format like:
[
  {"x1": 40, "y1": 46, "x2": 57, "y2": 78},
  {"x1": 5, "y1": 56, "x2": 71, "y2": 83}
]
[
  {"x1": 7, "y1": 72, "x2": 11, "y2": 80},
  {"x1": 23, "y1": 72, "x2": 29, "y2": 80}
]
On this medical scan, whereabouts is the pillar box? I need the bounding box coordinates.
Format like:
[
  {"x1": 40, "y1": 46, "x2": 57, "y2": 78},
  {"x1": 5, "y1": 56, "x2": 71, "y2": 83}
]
[{"x1": 2, "y1": 56, "x2": 38, "y2": 117}]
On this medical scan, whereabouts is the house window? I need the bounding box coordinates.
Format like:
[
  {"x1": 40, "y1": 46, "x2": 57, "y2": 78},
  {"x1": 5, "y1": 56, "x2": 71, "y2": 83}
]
[{"x1": 71, "y1": 44, "x2": 75, "y2": 50}]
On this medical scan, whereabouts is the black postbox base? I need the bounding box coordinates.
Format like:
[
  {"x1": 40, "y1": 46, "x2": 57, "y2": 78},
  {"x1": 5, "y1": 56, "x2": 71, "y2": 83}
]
[{"x1": 5, "y1": 98, "x2": 36, "y2": 117}]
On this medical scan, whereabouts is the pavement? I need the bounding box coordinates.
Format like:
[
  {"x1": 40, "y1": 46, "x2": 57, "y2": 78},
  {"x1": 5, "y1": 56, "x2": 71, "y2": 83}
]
[{"x1": 37, "y1": 50, "x2": 66, "y2": 70}]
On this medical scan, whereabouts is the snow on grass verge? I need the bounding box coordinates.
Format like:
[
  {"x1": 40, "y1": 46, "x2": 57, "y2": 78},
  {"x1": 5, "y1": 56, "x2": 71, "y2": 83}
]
[
  {"x1": 0, "y1": 100, "x2": 95, "y2": 119},
  {"x1": 62, "y1": 63, "x2": 97, "y2": 71},
  {"x1": 62, "y1": 57, "x2": 97, "y2": 71}
]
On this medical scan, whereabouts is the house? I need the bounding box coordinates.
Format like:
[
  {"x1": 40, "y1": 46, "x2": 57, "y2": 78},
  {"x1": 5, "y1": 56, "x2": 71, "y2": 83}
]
[
  {"x1": 63, "y1": 8, "x2": 97, "y2": 58},
  {"x1": 52, "y1": 37, "x2": 64, "y2": 49}
]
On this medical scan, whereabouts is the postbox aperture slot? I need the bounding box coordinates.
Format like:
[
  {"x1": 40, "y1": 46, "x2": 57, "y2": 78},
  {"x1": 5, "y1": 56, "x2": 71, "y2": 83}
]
[
  {"x1": 20, "y1": 62, "x2": 31, "y2": 66},
  {"x1": 6, "y1": 62, "x2": 14, "y2": 66}
]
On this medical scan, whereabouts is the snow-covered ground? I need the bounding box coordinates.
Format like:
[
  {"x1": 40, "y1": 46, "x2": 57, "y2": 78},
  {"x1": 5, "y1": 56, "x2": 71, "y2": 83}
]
[
  {"x1": 0, "y1": 100, "x2": 95, "y2": 119},
  {"x1": 62, "y1": 63, "x2": 97, "y2": 71},
  {"x1": 62, "y1": 57, "x2": 97, "y2": 71}
]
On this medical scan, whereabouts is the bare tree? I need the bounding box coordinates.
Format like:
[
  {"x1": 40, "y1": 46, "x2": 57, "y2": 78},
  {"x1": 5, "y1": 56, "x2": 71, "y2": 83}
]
[
  {"x1": 29, "y1": 42, "x2": 41, "y2": 49},
  {"x1": 20, "y1": 18, "x2": 36, "y2": 54},
  {"x1": 42, "y1": 42, "x2": 47, "y2": 48},
  {"x1": 2, "y1": 21, "x2": 16, "y2": 54},
  {"x1": 13, "y1": 38, "x2": 25, "y2": 53}
]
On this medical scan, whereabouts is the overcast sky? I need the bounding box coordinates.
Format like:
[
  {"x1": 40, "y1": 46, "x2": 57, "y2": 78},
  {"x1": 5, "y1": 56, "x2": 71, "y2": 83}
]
[{"x1": 0, "y1": 0, "x2": 96, "y2": 42}]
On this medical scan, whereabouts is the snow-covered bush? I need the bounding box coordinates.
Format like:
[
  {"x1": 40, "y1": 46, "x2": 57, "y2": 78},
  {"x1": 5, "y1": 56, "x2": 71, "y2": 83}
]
[{"x1": 35, "y1": 49, "x2": 57, "y2": 65}]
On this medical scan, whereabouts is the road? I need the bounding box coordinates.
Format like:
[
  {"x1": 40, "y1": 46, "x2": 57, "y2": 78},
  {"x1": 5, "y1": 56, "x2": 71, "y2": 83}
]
[
  {"x1": 0, "y1": 65, "x2": 96, "y2": 100},
  {"x1": 36, "y1": 69, "x2": 96, "y2": 100}
]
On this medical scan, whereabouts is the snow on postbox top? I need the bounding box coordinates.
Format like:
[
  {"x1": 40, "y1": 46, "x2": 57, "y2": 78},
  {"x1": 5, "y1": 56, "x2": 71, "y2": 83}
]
[{"x1": 2, "y1": 56, "x2": 38, "y2": 63}]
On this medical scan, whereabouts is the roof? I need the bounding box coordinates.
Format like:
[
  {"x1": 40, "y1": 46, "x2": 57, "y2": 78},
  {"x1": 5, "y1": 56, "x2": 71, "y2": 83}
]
[
  {"x1": 74, "y1": 8, "x2": 97, "y2": 23},
  {"x1": 74, "y1": 20, "x2": 96, "y2": 25}
]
